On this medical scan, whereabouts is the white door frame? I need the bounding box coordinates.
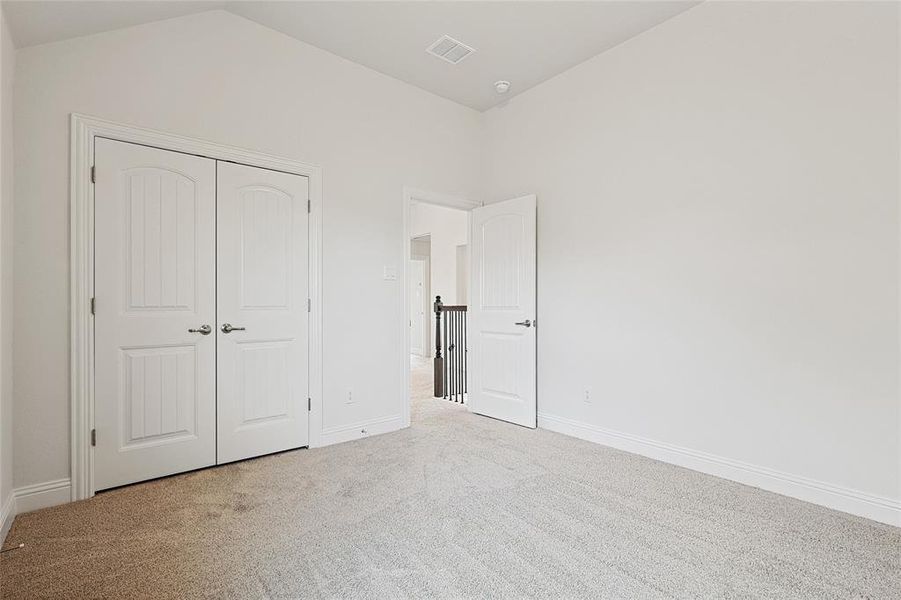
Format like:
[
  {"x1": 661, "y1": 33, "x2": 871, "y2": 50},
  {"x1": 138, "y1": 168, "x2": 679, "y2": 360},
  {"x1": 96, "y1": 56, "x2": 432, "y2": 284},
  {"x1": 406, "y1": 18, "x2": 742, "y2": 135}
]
[
  {"x1": 70, "y1": 113, "x2": 323, "y2": 501},
  {"x1": 401, "y1": 187, "x2": 480, "y2": 426}
]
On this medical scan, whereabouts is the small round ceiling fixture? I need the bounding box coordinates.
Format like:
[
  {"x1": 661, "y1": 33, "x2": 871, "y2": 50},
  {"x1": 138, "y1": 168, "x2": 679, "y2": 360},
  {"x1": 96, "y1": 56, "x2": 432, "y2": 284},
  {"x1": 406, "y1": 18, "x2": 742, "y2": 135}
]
[{"x1": 494, "y1": 80, "x2": 511, "y2": 94}]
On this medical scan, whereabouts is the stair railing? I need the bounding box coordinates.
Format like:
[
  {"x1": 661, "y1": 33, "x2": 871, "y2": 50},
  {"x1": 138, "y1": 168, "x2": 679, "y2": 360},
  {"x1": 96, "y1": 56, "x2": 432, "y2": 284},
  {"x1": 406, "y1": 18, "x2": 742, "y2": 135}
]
[{"x1": 433, "y1": 296, "x2": 467, "y2": 403}]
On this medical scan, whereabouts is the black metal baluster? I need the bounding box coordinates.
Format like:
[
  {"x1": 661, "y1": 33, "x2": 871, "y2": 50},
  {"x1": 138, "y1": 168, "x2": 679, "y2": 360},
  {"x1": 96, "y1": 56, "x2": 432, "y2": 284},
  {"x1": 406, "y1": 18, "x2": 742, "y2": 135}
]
[
  {"x1": 451, "y1": 311, "x2": 456, "y2": 401},
  {"x1": 456, "y1": 311, "x2": 461, "y2": 402},
  {"x1": 449, "y1": 311, "x2": 454, "y2": 401},
  {"x1": 444, "y1": 312, "x2": 451, "y2": 399},
  {"x1": 460, "y1": 310, "x2": 464, "y2": 401},
  {"x1": 449, "y1": 312, "x2": 454, "y2": 402},
  {"x1": 455, "y1": 310, "x2": 460, "y2": 403},
  {"x1": 463, "y1": 308, "x2": 467, "y2": 398}
]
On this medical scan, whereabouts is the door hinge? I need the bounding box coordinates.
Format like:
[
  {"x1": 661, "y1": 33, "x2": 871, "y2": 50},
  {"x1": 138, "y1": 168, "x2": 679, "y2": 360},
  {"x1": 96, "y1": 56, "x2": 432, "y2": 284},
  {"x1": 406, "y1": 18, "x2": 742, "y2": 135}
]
[
  {"x1": 307, "y1": 199, "x2": 311, "y2": 214},
  {"x1": 307, "y1": 298, "x2": 311, "y2": 313},
  {"x1": 91, "y1": 165, "x2": 96, "y2": 184},
  {"x1": 90, "y1": 297, "x2": 95, "y2": 315},
  {"x1": 307, "y1": 397, "x2": 311, "y2": 412},
  {"x1": 91, "y1": 429, "x2": 96, "y2": 446}
]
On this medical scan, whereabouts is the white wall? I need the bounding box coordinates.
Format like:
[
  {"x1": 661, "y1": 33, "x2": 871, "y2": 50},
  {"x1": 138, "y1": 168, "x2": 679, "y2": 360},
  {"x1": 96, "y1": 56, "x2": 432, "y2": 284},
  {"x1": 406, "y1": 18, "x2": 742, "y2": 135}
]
[
  {"x1": 0, "y1": 7, "x2": 14, "y2": 536},
  {"x1": 13, "y1": 10, "x2": 481, "y2": 489},
  {"x1": 410, "y1": 202, "x2": 469, "y2": 305},
  {"x1": 410, "y1": 202, "x2": 468, "y2": 358},
  {"x1": 456, "y1": 244, "x2": 469, "y2": 305},
  {"x1": 483, "y1": 1, "x2": 900, "y2": 522}
]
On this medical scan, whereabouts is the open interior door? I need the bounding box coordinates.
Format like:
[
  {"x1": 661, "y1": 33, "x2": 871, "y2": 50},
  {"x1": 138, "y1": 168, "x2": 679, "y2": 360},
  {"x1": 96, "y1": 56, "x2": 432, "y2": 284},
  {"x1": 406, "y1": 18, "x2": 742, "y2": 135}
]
[{"x1": 469, "y1": 195, "x2": 537, "y2": 427}]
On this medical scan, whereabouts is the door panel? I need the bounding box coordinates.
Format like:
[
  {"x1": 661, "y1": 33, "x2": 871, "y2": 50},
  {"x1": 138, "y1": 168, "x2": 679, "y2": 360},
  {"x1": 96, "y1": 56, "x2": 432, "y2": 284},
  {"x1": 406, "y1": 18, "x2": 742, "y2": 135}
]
[
  {"x1": 121, "y1": 345, "x2": 197, "y2": 447},
  {"x1": 94, "y1": 138, "x2": 216, "y2": 490},
  {"x1": 469, "y1": 195, "x2": 537, "y2": 427},
  {"x1": 217, "y1": 162, "x2": 310, "y2": 464}
]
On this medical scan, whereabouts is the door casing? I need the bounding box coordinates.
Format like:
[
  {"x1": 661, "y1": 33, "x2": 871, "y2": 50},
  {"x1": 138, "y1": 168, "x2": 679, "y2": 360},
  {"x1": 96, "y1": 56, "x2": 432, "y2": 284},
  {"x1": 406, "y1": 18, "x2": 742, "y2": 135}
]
[{"x1": 70, "y1": 113, "x2": 323, "y2": 501}]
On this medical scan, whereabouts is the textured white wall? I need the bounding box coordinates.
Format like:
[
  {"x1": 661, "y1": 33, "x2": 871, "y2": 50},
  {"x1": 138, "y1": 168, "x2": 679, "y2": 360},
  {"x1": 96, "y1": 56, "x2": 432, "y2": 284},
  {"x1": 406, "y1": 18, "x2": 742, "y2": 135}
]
[
  {"x1": 0, "y1": 7, "x2": 14, "y2": 523},
  {"x1": 483, "y1": 1, "x2": 899, "y2": 507},
  {"x1": 13, "y1": 10, "x2": 482, "y2": 488}
]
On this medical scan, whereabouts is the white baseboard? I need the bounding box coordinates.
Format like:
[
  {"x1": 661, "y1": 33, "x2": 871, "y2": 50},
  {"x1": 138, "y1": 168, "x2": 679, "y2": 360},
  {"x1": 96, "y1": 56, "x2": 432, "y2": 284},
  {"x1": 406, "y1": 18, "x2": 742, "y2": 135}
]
[
  {"x1": 13, "y1": 478, "x2": 72, "y2": 516},
  {"x1": 538, "y1": 413, "x2": 900, "y2": 527},
  {"x1": 0, "y1": 492, "x2": 14, "y2": 546},
  {"x1": 318, "y1": 415, "x2": 406, "y2": 447}
]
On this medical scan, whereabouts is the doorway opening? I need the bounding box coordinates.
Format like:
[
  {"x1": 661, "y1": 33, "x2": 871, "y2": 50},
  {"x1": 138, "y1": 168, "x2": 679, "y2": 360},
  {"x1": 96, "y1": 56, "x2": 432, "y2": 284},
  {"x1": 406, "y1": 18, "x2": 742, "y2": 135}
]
[
  {"x1": 408, "y1": 200, "x2": 470, "y2": 408},
  {"x1": 403, "y1": 189, "x2": 477, "y2": 425},
  {"x1": 402, "y1": 188, "x2": 538, "y2": 430}
]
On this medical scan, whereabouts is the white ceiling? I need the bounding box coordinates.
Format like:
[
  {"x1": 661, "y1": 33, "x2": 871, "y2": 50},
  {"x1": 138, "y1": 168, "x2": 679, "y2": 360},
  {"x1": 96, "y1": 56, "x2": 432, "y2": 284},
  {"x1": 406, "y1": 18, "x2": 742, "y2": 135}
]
[
  {"x1": 3, "y1": 1, "x2": 701, "y2": 111},
  {"x1": 3, "y1": 1, "x2": 226, "y2": 47}
]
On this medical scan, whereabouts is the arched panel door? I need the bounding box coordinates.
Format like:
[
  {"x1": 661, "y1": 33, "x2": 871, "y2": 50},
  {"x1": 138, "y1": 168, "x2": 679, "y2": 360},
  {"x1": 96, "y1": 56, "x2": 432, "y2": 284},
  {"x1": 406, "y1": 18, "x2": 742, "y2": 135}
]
[
  {"x1": 94, "y1": 138, "x2": 217, "y2": 490},
  {"x1": 469, "y1": 195, "x2": 537, "y2": 427},
  {"x1": 216, "y1": 162, "x2": 310, "y2": 464}
]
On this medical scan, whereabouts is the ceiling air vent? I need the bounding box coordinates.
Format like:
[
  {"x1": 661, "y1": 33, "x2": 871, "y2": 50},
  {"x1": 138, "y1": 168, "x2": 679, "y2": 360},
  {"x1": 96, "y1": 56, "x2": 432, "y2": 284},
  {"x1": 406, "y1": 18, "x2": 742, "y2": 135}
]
[{"x1": 426, "y1": 35, "x2": 476, "y2": 65}]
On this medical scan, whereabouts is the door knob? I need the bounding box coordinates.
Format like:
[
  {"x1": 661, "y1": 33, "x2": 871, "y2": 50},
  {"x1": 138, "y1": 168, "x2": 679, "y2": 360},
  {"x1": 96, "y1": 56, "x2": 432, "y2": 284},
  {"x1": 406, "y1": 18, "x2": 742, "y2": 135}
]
[
  {"x1": 514, "y1": 319, "x2": 532, "y2": 328},
  {"x1": 188, "y1": 324, "x2": 212, "y2": 335},
  {"x1": 220, "y1": 323, "x2": 246, "y2": 334}
]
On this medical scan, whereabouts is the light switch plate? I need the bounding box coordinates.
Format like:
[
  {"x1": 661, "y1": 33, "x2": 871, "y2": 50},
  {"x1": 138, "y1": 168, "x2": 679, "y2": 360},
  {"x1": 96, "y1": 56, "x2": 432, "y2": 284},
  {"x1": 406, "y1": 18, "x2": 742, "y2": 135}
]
[{"x1": 383, "y1": 266, "x2": 397, "y2": 281}]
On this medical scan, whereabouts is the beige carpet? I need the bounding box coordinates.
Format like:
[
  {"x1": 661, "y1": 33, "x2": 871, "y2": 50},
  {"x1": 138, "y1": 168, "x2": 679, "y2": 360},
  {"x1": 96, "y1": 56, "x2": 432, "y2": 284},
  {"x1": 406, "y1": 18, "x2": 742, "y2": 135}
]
[{"x1": 1, "y1": 365, "x2": 898, "y2": 598}]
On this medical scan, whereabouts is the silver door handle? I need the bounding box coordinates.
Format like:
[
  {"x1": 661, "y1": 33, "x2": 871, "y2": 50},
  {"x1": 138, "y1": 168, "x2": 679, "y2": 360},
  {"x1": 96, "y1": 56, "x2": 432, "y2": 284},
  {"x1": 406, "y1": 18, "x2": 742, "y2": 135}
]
[
  {"x1": 188, "y1": 324, "x2": 212, "y2": 335},
  {"x1": 220, "y1": 323, "x2": 246, "y2": 334},
  {"x1": 514, "y1": 319, "x2": 532, "y2": 328}
]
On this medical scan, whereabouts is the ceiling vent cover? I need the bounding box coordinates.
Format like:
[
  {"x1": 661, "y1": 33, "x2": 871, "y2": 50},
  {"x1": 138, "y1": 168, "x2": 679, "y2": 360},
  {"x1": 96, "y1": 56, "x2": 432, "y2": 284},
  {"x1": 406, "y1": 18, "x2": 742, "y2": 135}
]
[{"x1": 426, "y1": 35, "x2": 476, "y2": 64}]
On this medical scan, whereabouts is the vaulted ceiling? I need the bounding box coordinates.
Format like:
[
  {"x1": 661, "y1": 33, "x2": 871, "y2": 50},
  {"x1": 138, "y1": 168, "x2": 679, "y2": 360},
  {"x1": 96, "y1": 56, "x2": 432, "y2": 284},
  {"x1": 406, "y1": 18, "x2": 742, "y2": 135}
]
[{"x1": 3, "y1": 1, "x2": 701, "y2": 111}]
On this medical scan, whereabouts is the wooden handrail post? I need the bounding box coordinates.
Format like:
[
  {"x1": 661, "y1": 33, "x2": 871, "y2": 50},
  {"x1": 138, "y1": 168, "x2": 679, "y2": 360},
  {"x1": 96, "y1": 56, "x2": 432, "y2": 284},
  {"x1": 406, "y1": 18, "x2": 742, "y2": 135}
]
[{"x1": 433, "y1": 296, "x2": 444, "y2": 397}]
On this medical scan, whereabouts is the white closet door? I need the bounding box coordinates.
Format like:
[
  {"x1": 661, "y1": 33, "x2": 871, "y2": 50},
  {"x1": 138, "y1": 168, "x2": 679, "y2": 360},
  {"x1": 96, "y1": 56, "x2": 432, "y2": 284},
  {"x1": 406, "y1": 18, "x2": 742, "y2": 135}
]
[
  {"x1": 94, "y1": 138, "x2": 217, "y2": 490},
  {"x1": 469, "y1": 195, "x2": 537, "y2": 428},
  {"x1": 216, "y1": 162, "x2": 310, "y2": 464}
]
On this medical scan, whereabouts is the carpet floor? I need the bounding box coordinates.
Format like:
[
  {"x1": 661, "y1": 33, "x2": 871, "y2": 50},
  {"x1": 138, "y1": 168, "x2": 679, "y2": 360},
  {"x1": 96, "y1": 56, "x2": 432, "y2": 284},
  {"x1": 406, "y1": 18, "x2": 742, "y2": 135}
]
[{"x1": 1, "y1": 360, "x2": 898, "y2": 599}]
